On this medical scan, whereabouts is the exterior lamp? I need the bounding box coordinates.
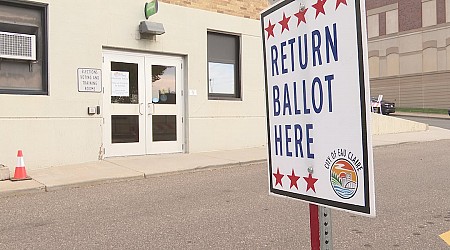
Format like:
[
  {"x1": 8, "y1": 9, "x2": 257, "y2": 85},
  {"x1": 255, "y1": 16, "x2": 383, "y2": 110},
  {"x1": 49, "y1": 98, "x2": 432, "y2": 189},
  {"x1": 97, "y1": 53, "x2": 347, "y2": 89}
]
[{"x1": 140, "y1": 0, "x2": 165, "y2": 38}]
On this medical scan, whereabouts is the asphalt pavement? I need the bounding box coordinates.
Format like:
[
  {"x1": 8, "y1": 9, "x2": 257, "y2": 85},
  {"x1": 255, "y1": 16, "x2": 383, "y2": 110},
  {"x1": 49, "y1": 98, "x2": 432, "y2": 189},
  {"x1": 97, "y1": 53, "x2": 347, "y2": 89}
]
[{"x1": 0, "y1": 140, "x2": 449, "y2": 249}]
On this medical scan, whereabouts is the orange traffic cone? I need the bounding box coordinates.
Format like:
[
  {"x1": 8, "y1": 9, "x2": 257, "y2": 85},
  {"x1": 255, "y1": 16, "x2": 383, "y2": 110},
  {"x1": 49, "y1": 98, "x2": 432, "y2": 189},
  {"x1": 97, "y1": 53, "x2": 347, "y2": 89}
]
[{"x1": 11, "y1": 150, "x2": 31, "y2": 181}]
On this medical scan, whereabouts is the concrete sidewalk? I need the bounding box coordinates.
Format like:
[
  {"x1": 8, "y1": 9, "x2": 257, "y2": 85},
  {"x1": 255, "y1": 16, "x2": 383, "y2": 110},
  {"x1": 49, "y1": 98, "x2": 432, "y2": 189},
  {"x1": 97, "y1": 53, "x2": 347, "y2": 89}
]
[{"x1": 1, "y1": 126, "x2": 450, "y2": 197}]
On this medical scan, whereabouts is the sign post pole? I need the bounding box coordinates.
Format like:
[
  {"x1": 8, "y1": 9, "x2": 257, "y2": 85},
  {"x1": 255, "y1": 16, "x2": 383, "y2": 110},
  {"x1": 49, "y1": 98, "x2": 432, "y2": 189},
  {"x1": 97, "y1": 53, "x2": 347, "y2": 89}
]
[
  {"x1": 309, "y1": 204, "x2": 320, "y2": 250},
  {"x1": 319, "y1": 206, "x2": 333, "y2": 249},
  {"x1": 310, "y1": 204, "x2": 333, "y2": 250}
]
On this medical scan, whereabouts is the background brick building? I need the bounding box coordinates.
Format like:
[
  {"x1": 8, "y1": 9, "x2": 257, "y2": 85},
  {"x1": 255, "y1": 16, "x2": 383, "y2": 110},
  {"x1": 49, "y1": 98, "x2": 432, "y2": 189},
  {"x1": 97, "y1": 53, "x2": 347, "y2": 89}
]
[{"x1": 366, "y1": 0, "x2": 450, "y2": 109}]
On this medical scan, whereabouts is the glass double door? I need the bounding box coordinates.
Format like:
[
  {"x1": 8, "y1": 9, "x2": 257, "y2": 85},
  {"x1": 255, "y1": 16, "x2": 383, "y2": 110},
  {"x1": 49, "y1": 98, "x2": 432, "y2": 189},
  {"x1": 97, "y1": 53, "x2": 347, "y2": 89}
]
[{"x1": 102, "y1": 51, "x2": 183, "y2": 157}]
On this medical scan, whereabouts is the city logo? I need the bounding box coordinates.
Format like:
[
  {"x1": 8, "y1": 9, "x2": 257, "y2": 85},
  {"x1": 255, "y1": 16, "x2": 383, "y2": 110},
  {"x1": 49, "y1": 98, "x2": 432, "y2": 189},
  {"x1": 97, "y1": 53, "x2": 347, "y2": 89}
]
[{"x1": 330, "y1": 159, "x2": 358, "y2": 199}]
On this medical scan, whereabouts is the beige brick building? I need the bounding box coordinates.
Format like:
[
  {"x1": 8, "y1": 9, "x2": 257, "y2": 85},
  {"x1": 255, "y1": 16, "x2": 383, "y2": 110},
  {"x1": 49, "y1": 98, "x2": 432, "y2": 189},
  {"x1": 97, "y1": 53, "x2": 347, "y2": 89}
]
[{"x1": 366, "y1": 0, "x2": 450, "y2": 109}]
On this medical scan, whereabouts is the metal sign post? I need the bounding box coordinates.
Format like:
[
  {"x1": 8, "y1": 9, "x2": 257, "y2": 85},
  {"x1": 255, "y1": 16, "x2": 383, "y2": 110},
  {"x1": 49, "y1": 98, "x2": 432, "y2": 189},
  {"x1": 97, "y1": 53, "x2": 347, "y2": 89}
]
[
  {"x1": 308, "y1": 168, "x2": 333, "y2": 250},
  {"x1": 319, "y1": 206, "x2": 333, "y2": 249},
  {"x1": 310, "y1": 205, "x2": 333, "y2": 250}
]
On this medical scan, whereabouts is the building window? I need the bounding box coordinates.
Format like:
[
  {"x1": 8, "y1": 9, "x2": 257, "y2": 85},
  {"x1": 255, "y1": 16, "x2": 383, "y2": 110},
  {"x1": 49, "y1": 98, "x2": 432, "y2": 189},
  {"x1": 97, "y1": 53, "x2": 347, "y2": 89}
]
[
  {"x1": 0, "y1": 1, "x2": 48, "y2": 95},
  {"x1": 367, "y1": 14, "x2": 380, "y2": 38},
  {"x1": 207, "y1": 32, "x2": 241, "y2": 100},
  {"x1": 422, "y1": 0, "x2": 437, "y2": 27},
  {"x1": 385, "y1": 9, "x2": 398, "y2": 34}
]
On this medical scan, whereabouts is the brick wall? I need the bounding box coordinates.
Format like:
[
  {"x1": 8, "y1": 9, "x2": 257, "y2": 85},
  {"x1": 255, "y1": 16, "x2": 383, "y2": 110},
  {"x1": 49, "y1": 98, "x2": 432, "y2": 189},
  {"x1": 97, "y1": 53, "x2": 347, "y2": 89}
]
[
  {"x1": 436, "y1": 0, "x2": 446, "y2": 24},
  {"x1": 366, "y1": 0, "x2": 398, "y2": 10},
  {"x1": 398, "y1": 0, "x2": 422, "y2": 32},
  {"x1": 160, "y1": 0, "x2": 269, "y2": 19}
]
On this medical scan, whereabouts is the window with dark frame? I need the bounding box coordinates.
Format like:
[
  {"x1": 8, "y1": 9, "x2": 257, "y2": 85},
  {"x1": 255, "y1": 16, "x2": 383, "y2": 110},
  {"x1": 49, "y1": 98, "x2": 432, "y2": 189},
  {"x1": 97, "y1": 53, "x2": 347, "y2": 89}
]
[
  {"x1": 0, "y1": 0, "x2": 48, "y2": 95},
  {"x1": 207, "y1": 32, "x2": 241, "y2": 100}
]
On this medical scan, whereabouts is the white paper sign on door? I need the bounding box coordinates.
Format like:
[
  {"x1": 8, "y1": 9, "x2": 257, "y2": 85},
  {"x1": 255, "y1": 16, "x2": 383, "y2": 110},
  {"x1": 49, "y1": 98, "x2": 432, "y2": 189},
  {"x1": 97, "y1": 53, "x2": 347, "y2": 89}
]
[{"x1": 111, "y1": 71, "x2": 130, "y2": 97}]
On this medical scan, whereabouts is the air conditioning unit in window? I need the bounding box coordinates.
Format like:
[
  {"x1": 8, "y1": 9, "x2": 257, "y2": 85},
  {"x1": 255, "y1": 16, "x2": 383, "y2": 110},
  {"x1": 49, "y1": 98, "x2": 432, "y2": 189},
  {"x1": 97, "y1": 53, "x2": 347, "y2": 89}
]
[{"x1": 0, "y1": 31, "x2": 36, "y2": 61}]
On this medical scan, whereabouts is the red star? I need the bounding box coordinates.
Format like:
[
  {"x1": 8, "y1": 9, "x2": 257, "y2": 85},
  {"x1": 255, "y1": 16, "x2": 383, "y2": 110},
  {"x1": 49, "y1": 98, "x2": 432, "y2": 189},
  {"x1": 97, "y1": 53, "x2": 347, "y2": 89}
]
[
  {"x1": 303, "y1": 173, "x2": 319, "y2": 193},
  {"x1": 294, "y1": 8, "x2": 308, "y2": 26},
  {"x1": 312, "y1": 0, "x2": 326, "y2": 19},
  {"x1": 278, "y1": 13, "x2": 291, "y2": 33},
  {"x1": 265, "y1": 20, "x2": 276, "y2": 39},
  {"x1": 273, "y1": 168, "x2": 284, "y2": 187},
  {"x1": 287, "y1": 169, "x2": 301, "y2": 189},
  {"x1": 335, "y1": 0, "x2": 347, "y2": 9}
]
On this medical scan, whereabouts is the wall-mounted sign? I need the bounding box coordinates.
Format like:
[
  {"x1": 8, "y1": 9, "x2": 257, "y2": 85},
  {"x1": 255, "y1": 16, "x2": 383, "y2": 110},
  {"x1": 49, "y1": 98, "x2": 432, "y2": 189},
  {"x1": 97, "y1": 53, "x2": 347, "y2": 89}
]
[
  {"x1": 77, "y1": 68, "x2": 102, "y2": 93},
  {"x1": 262, "y1": 0, "x2": 375, "y2": 216},
  {"x1": 145, "y1": 0, "x2": 159, "y2": 19},
  {"x1": 111, "y1": 71, "x2": 130, "y2": 97}
]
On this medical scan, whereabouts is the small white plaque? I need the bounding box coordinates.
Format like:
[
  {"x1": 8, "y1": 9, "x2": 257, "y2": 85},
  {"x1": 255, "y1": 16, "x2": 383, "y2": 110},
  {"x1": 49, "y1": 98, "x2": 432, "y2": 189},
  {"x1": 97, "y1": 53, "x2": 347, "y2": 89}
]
[{"x1": 78, "y1": 68, "x2": 102, "y2": 93}]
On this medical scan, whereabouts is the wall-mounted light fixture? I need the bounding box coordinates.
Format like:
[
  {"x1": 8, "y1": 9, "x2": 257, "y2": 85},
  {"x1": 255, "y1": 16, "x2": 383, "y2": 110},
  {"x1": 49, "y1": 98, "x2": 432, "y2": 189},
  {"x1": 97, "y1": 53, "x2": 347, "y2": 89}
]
[
  {"x1": 139, "y1": 21, "x2": 165, "y2": 36},
  {"x1": 139, "y1": 0, "x2": 165, "y2": 39}
]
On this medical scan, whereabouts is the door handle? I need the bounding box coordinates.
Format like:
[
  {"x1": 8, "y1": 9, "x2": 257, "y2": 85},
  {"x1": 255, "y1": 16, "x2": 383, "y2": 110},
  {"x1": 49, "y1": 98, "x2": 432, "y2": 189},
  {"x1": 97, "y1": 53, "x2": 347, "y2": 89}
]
[
  {"x1": 139, "y1": 103, "x2": 144, "y2": 115},
  {"x1": 148, "y1": 103, "x2": 154, "y2": 115}
]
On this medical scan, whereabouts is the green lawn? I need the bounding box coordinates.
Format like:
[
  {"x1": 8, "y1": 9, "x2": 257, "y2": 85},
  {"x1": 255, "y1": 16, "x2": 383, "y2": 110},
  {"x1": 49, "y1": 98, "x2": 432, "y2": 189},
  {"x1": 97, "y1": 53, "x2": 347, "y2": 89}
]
[{"x1": 396, "y1": 107, "x2": 449, "y2": 115}]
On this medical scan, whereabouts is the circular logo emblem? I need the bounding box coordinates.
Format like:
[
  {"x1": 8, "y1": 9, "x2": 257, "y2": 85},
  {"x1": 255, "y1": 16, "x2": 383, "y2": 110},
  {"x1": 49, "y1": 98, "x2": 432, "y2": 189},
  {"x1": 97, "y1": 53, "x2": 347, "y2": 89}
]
[{"x1": 330, "y1": 159, "x2": 358, "y2": 199}]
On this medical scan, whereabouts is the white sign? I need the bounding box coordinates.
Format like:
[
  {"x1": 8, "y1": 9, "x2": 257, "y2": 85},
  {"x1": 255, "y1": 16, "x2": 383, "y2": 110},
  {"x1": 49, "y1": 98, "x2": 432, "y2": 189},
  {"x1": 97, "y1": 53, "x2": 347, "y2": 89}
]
[
  {"x1": 111, "y1": 71, "x2": 130, "y2": 97},
  {"x1": 377, "y1": 94, "x2": 383, "y2": 103},
  {"x1": 77, "y1": 68, "x2": 102, "y2": 92},
  {"x1": 262, "y1": 0, "x2": 375, "y2": 216}
]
